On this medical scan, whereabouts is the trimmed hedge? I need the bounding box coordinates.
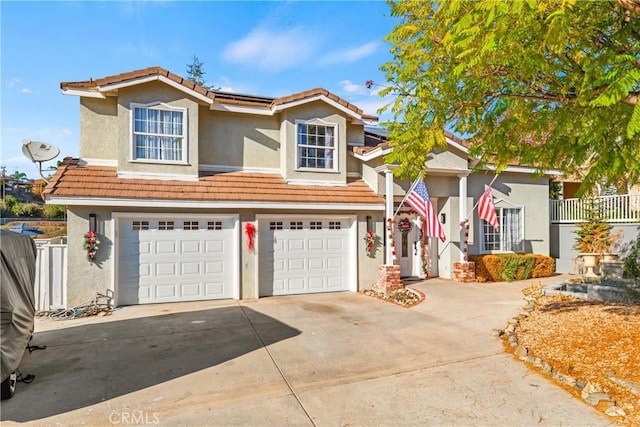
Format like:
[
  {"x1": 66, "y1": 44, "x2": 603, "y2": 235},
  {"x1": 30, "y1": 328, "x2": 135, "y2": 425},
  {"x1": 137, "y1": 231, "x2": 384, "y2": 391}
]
[{"x1": 468, "y1": 254, "x2": 555, "y2": 282}]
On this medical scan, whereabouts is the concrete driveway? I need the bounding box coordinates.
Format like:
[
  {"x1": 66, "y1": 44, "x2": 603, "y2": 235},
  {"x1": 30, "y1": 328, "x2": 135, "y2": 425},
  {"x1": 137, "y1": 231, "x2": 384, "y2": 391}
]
[{"x1": 1, "y1": 275, "x2": 609, "y2": 426}]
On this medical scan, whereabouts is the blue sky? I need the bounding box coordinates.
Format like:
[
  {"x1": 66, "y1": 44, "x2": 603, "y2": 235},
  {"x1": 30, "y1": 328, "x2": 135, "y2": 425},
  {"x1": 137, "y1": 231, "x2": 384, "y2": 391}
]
[{"x1": 1, "y1": 0, "x2": 397, "y2": 178}]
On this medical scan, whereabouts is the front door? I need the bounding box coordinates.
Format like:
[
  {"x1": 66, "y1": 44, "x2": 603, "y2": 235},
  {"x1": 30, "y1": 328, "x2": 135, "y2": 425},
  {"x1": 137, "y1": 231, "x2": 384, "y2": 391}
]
[{"x1": 394, "y1": 215, "x2": 421, "y2": 278}]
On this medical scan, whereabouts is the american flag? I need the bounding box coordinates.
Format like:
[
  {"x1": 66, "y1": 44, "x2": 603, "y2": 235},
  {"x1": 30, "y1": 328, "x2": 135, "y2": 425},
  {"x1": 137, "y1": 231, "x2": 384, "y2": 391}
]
[
  {"x1": 478, "y1": 185, "x2": 499, "y2": 231},
  {"x1": 405, "y1": 180, "x2": 446, "y2": 242}
]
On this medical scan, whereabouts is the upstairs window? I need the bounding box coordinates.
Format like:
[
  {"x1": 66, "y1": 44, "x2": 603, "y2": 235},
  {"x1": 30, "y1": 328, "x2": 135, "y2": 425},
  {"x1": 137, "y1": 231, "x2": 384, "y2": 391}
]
[
  {"x1": 132, "y1": 103, "x2": 186, "y2": 162},
  {"x1": 297, "y1": 121, "x2": 337, "y2": 171}
]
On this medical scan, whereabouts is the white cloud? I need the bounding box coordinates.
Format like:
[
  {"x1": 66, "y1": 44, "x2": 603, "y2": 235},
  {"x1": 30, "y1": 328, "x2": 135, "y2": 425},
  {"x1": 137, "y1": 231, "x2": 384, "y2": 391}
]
[
  {"x1": 21, "y1": 88, "x2": 33, "y2": 94},
  {"x1": 320, "y1": 41, "x2": 379, "y2": 65},
  {"x1": 222, "y1": 26, "x2": 317, "y2": 71},
  {"x1": 6, "y1": 78, "x2": 22, "y2": 88},
  {"x1": 339, "y1": 80, "x2": 365, "y2": 94}
]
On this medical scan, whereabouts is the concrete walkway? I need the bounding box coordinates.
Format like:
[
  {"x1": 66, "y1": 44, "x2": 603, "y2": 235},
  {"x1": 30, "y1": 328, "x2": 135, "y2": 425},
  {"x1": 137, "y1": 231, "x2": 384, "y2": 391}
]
[{"x1": 2, "y1": 274, "x2": 610, "y2": 426}]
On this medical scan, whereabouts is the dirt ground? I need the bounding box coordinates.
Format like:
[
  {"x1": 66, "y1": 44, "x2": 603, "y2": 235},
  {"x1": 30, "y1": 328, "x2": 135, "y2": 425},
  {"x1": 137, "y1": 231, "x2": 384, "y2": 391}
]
[{"x1": 512, "y1": 294, "x2": 640, "y2": 426}]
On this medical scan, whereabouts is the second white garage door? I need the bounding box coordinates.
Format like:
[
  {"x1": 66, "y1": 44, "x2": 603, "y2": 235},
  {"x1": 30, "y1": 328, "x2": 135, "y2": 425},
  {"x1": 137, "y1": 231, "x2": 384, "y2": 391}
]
[
  {"x1": 258, "y1": 216, "x2": 355, "y2": 296},
  {"x1": 117, "y1": 215, "x2": 238, "y2": 305}
]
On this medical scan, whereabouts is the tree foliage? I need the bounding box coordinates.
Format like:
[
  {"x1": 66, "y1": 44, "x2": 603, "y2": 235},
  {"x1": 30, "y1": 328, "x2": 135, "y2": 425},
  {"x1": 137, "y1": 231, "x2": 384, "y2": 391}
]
[
  {"x1": 381, "y1": 0, "x2": 640, "y2": 193},
  {"x1": 186, "y1": 55, "x2": 212, "y2": 89}
]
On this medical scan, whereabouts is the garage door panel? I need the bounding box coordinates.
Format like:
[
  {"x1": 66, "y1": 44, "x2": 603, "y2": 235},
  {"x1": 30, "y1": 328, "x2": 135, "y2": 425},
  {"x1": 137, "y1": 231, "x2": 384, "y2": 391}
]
[
  {"x1": 118, "y1": 217, "x2": 236, "y2": 305},
  {"x1": 288, "y1": 258, "x2": 305, "y2": 271},
  {"x1": 156, "y1": 285, "x2": 178, "y2": 300},
  {"x1": 181, "y1": 240, "x2": 201, "y2": 253},
  {"x1": 181, "y1": 262, "x2": 201, "y2": 275},
  {"x1": 156, "y1": 263, "x2": 176, "y2": 276},
  {"x1": 327, "y1": 276, "x2": 344, "y2": 289},
  {"x1": 273, "y1": 279, "x2": 285, "y2": 292},
  {"x1": 288, "y1": 239, "x2": 305, "y2": 251},
  {"x1": 273, "y1": 239, "x2": 285, "y2": 251},
  {"x1": 181, "y1": 283, "x2": 201, "y2": 297},
  {"x1": 308, "y1": 277, "x2": 324, "y2": 289},
  {"x1": 206, "y1": 260, "x2": 224, "y2": 274},
  {"x1": 327, "y1": 257, "x2": 343, "y2": 269},
  {"x1": 259, "y1": 218, "x2": 352, "y2": 296},
  {"x1": 308, "y1": 257, "x2": 324, "y2": 270},
  {"x1": 205, "y1": 240, "x2": 224, "y2": 253},
  {"x1": 327, "y1": 238, "x2": 344, "y2": 250},
  {"x1": 139, "y1": 263, "x2": 152, "y2": 278},
  {"x1": 308, "y1": 239, "x2": 324, "y2": 250},
  {"x1": 288, "y1": 278, "x2": 305, "y2": 290},
  {"x1": 139, "y1": 241, "x2": 151, "y2": 255},
  {"x1": 205, "y1": 282, "x2": 225, "y2": 296}
]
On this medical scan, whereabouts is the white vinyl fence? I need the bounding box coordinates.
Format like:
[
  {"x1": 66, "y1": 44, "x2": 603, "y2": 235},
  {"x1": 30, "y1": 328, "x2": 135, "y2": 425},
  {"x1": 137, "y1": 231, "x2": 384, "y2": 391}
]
[{"x1": 34, "y1": 238, "x2": 67, "y2": 311}]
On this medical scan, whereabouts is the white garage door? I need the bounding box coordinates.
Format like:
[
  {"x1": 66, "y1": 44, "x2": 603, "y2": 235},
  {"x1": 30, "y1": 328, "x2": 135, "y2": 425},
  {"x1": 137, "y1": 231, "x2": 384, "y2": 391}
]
[
  {"x1": 117, "y1": 216, "x2": 237, "y2": 305},
  {"x1": 259, "y1": 217, "x2": 353, "y2": 296}
]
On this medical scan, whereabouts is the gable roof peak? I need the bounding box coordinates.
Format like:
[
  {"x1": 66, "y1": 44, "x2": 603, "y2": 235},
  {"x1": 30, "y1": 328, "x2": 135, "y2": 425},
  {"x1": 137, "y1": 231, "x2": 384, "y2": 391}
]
[{"x1": 60, "y1": 66, "x2": 377, "y2": 121}]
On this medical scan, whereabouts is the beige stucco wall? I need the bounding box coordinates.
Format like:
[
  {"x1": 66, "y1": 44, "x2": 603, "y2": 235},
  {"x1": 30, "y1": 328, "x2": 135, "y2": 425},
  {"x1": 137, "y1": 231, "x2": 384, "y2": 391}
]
[
  {"x1": 66, "y1": 207, "x2": 115, "y2": 307},
  {"x1": 357, "y1": 212, "x2": 385, "y2": 288},
  {"x1": 280, "y1": 102, "x2": 349, "y2": 184},
  {"x1": 467, "y1": 172, "x2": 551, "y2": 256},
  {"x1": 116, "y1": 82, "x2": 200, "y2": 176},
  {"x1": 200, "y1": 110, "x2": 281, "y2": 170},
  {"x1": 79, "y1": 97, "x2": 119, "y2": 160}
]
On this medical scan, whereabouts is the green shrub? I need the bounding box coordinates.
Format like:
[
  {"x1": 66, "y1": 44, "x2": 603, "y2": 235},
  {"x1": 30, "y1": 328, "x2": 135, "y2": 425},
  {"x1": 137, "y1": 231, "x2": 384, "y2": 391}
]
[
  {"x1": 469, "y1": 253, "x2": 555, "y2": 282},
  {"x1": 623, "y1": 238, "x2": 640, "y2": 281},
  {"x1": 42, "y1": 204, "x2": 66, "y2": 219},
  {"x1": 11, "y1": 203, "x2": 42, "y2": 218}
]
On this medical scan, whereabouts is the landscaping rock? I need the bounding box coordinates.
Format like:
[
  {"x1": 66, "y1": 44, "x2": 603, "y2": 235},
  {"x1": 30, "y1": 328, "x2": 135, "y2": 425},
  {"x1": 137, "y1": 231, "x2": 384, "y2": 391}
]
[{"x1": 583, "y1": 393, "x2": 612, "y2": 406}]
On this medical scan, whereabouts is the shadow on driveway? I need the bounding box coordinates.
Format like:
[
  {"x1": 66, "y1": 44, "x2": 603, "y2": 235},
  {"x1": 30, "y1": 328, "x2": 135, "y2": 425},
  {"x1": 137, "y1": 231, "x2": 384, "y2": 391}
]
[{"x1": 1, "y1": 306, "x2": 300, "y2": 422}]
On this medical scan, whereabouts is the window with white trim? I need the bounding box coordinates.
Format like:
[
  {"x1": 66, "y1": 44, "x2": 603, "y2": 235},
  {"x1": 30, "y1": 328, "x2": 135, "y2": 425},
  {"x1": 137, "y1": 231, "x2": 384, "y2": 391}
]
[
  {"x1": 481, "y1": 207, "x2": 524, "y2": 252},
  {"x1": 297, "y1": 121, "x2": 337, "y2": 170},
  {"x1": 132, "y1": 103, "x2": 186, "y2": 162}
]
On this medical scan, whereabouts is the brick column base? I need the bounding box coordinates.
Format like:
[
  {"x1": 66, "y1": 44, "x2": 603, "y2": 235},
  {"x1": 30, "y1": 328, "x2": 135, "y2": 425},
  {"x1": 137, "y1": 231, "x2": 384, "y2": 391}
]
[
  {"x1": 372, "y1": 264, "x2": 402, "y2": 294},
  {"x1": 453, "y1": 261, "x2": 476, "y2": 282}
]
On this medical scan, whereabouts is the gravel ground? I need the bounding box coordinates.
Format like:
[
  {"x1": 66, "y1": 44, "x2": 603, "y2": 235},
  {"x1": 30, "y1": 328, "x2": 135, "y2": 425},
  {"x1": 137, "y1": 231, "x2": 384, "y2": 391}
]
[{"x1": 512, "y1": 294, "x2": 640, "y2": 426}]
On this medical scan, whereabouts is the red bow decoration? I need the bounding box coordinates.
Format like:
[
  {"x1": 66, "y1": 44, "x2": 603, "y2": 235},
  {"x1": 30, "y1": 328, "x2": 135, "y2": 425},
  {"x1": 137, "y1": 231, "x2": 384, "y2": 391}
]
[{"x1": 245, "y1": 223, "x2": 256, "y2": 253}]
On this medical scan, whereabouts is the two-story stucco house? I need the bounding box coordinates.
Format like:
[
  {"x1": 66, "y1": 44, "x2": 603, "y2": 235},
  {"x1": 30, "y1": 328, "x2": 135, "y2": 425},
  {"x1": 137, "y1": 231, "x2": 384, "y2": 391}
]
[{"x1": 45, "y1": 66, "x2": 556, "y2": 307}]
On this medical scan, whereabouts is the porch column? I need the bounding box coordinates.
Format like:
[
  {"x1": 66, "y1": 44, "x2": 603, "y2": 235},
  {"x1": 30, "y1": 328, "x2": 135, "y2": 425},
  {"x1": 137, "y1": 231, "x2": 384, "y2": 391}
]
[
  {"x1": 458, "y1": 174, "x2": 468, "y2": 262},
  {"x1": 375, "y1": 164, "x2": 397, "y2": 264},
  {"x1": 385, "y1": 168, "x2": 396, "y2": 264}
]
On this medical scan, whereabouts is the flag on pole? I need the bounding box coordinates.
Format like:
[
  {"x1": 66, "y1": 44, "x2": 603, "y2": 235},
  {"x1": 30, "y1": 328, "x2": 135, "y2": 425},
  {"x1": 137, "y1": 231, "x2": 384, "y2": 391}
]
[
  {"x1": 405, "y1": 180, "x2": 446, "y2": 243},
  {"x1": 478, "y1": 185, "x2": 499, "y2": 231}
]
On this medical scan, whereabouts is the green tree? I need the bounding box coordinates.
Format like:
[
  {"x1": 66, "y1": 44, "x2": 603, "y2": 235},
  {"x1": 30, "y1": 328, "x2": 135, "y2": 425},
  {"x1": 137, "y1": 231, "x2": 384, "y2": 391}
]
[
  {"x1": 42, "y1": 204, "x2": 66, "y2": 219},
  {"x1": 186, "y1": 55, "x2": 212, "y2": 89},
  {"x1": 11, "y1": 170, "x2": 27, "y2": 182},
  {"x1": 380, "y1": 0, "x2": 640, "y2": 193}
]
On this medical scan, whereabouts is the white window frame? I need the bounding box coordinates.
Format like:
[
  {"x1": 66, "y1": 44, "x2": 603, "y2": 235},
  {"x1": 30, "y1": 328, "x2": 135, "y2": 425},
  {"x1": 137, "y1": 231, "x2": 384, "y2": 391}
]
[
  {"x1": 130, "y1": 102, "x2": 188, "y2": 164},
  {"x1": 480, "y1": 206, "x2": 525, "y2": 253},
  {"x1": 295, "y1": 119, "x2": 338, "y2": 172}
]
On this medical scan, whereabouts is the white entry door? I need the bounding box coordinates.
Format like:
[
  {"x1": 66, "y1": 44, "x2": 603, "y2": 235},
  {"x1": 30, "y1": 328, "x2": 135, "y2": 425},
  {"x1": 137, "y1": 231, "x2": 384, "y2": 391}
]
[
  {"x1": 394, "y1": 215, "x2": 421, "y2": 277},
  {"x1": 117, "y1": 215, "x2": 237, "y2": 305},
  {"x1": 258, "y1": 217, "x2": 354, "y2": 296}
]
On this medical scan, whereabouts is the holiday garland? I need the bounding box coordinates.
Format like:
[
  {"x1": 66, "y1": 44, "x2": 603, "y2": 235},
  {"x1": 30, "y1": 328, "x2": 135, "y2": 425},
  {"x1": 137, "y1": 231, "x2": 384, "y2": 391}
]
[
  {"x1": 365, "y1": 230, "x2": 375, "y2": 256},
  {"x1": 83, "y1": 231, "x2": 100, "y2": 262}
]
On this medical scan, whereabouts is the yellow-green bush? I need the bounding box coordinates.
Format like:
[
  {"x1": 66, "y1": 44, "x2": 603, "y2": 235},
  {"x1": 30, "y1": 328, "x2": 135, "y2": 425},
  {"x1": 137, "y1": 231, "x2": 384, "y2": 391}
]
[{"x1": 468, "y1": 254, "x2": 555, "y2": 282}]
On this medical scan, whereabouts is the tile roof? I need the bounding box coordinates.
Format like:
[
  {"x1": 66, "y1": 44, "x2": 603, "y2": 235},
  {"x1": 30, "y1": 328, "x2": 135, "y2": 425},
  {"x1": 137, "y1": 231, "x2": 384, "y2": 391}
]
[
  {"x1": 60, "y1": 66, "x2": 377, "y2": 120},
  {"x1": 44, "y1": 158, "x2": 384, "y2": 206}
]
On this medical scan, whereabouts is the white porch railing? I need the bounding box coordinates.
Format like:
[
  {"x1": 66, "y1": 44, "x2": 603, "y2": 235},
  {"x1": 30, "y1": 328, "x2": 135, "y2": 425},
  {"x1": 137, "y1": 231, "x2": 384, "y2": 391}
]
[
  {"x1": 550, "y1": 194, "x2": 640, "y2": 224},
  {"x1": 34, "y1": 241, "x2": 68, "y2": 311}
]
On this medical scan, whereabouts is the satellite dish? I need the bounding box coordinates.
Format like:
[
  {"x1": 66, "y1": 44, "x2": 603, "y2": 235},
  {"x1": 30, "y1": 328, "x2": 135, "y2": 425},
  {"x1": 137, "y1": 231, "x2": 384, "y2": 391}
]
[
  {"x1": 22, "y1": 140, "x2": 61, "y2": 162},
  {"x1": 22, "y1": 139, "x2": 62, "y2": 186}
]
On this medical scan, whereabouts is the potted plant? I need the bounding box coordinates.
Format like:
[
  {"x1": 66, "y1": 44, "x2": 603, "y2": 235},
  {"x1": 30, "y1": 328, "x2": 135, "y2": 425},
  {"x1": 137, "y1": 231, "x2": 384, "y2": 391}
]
[
  {"x1": 573, "y1": 198, "x2": 612, "y2": 277},
  {"x1": 602, "y1": 229, "x2": 623, "y2": 261}
]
